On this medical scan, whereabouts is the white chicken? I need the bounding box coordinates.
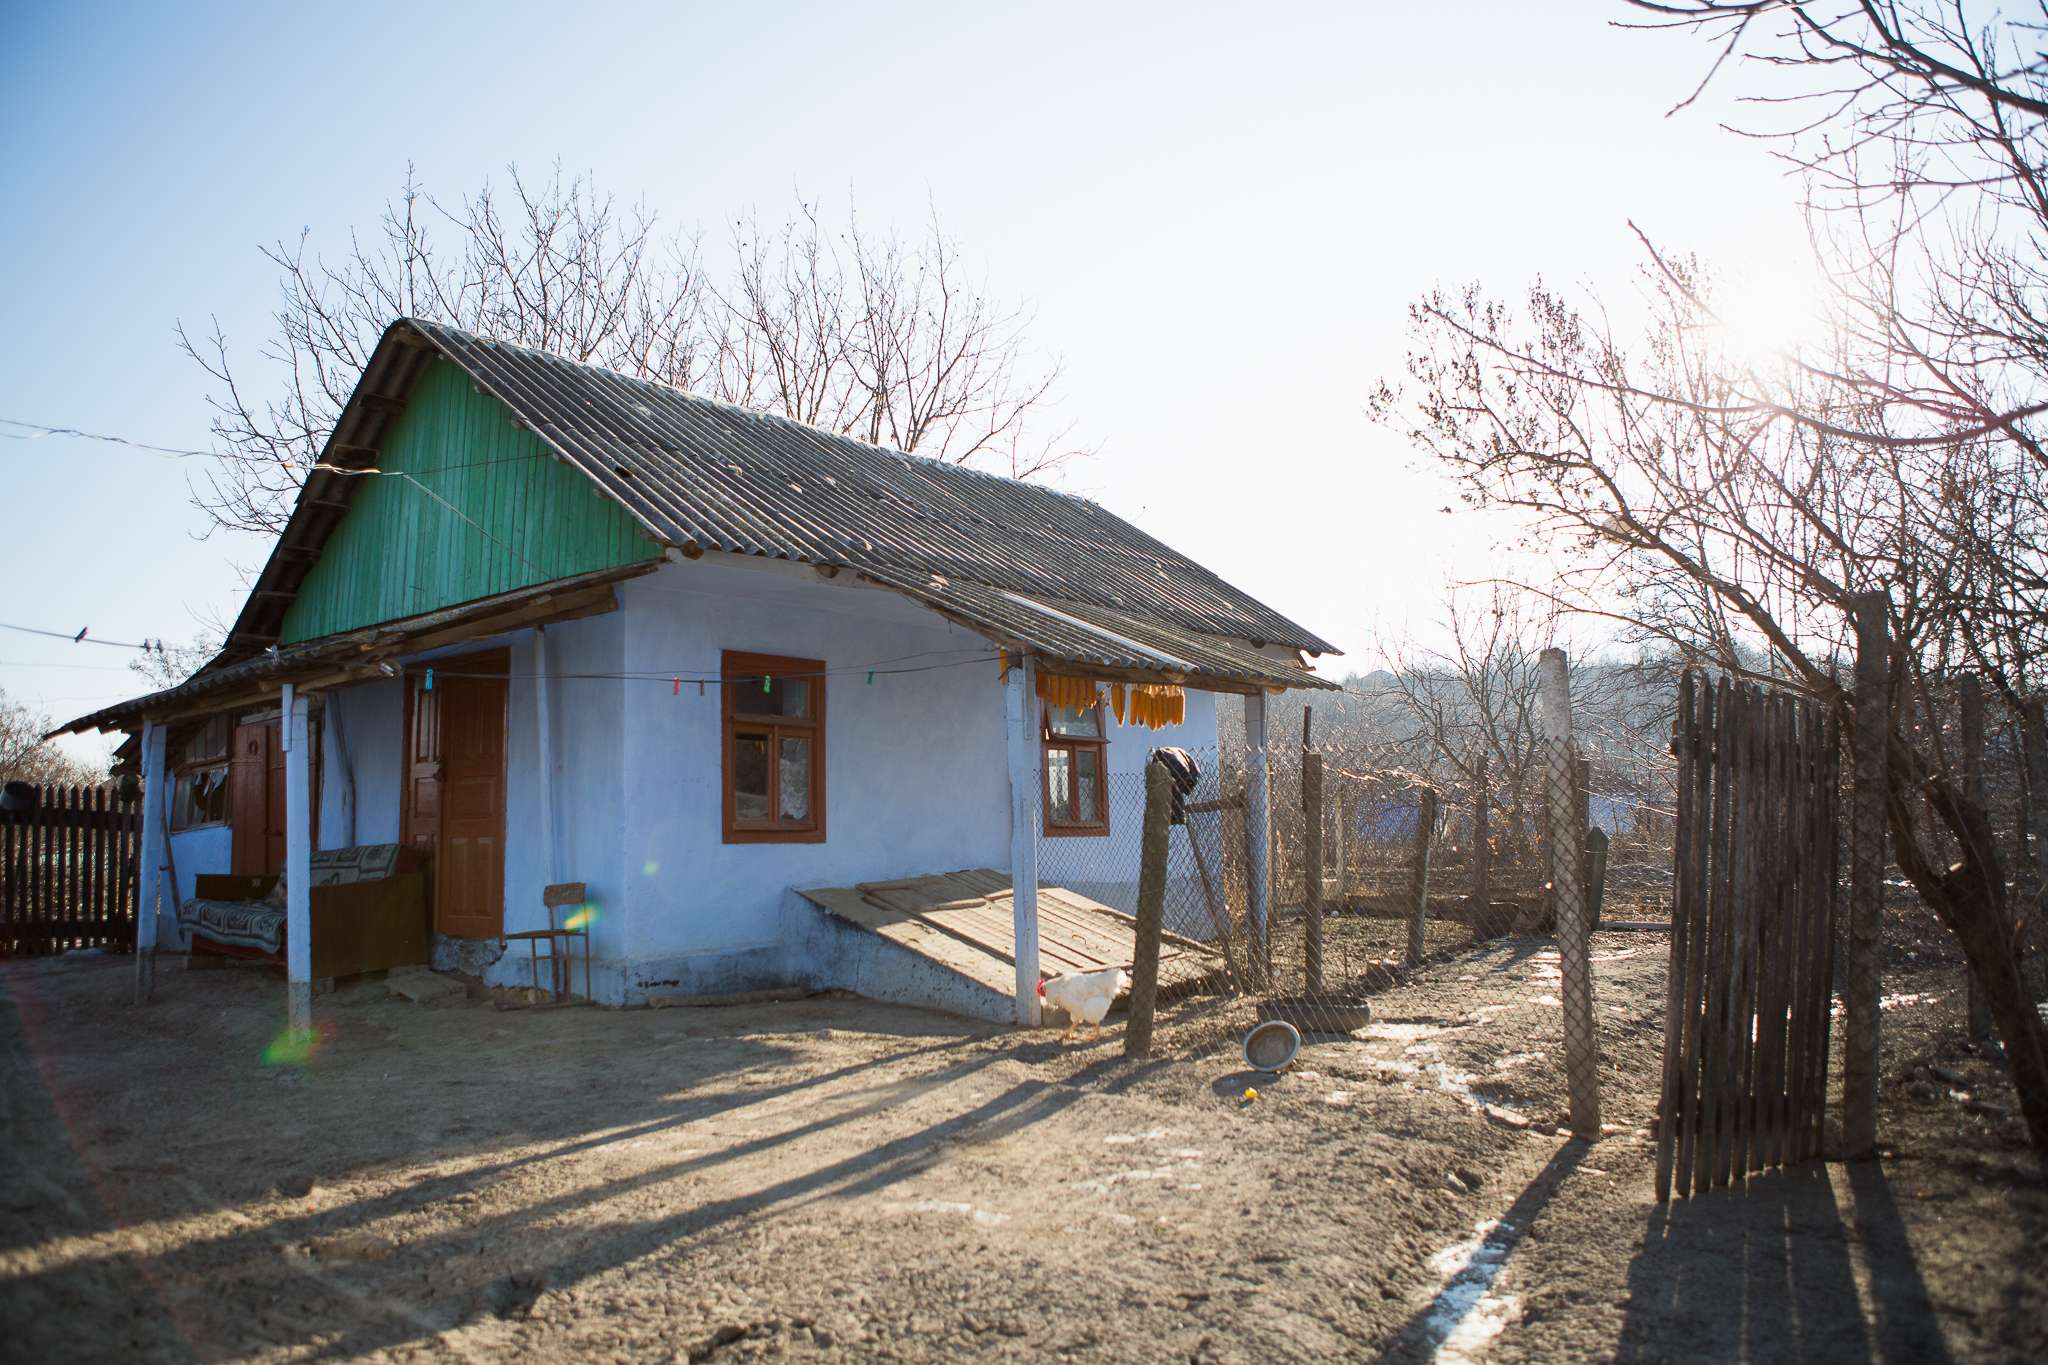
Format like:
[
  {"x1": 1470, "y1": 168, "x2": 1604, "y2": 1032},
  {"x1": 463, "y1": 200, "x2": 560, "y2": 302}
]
[{"x1": 1037, "y1": 966, "x2": 1131, "y2": 1042}]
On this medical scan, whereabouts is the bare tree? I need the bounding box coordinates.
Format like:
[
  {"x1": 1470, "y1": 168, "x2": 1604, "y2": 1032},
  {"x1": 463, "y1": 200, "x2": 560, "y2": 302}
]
[
  {"x1": 1375, "y1": 237, "x2": 2048, "y2": 1152},
  {"x1": 185, "y1": 167, "x2": 1088, "y2": 537},
  {"x1": 1, "y1": 690, "x2": 108, "y2": 787},
  {"x1": 128, "y1": 630, "x2": 224, "y2": 691}
]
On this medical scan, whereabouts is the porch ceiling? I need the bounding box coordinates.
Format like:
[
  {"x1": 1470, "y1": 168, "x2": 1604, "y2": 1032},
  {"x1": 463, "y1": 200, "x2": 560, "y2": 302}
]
[{"x1": 49, "y1": 564, "x2": 649, "y2": 736}]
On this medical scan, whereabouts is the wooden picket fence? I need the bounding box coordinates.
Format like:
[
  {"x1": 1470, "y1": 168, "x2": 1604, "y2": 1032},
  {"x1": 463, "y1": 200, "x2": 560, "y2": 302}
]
[
  {"x1": 0, "y1": 784, "x2": 142, "y2": 957},
  {"x1": 1656, "y1": 674, "x2": 1842, "y2": 1201}
]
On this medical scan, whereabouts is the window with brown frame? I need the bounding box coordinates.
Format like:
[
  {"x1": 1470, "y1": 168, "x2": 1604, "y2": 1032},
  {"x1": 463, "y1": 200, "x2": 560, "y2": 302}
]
[
  {"x1": 722, "y1": 650, "x2": 826, "y2": 843},
  {"x1": 1042, "y1": 701, "x2": 1109, "y2": 836}
]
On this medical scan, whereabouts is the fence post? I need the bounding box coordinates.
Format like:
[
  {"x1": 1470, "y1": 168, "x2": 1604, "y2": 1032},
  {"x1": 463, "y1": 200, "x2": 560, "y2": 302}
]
[
  {"x1": 1245, "y1": 691, "x2": 1273, "y2": 986},
  {"x1": 1407, "y1": 787, "x2": 1436, "y2": 966},
  {"x1": 1004, "y1": 657, "x2": 1043, "y2": 1026},
  {"x1": 1539, "y1": 648, "x2": 1603, "y2": 1138},
  {"x1": 1959, "y1": 676, "x2": 1994, "y2": 1040},
  {"x1": 1471, "y1": 752, "x2": 1492, "y2": 934},
  {"x1": 1303, "y1": 751, "x2": 1324, "y2": 993},
  {"x1": 1125, "y1": 759, "x2": 1172, "y2": 1058},
  {"x1": 1844, "y1": 591, "x2": 1890, "y2": 1159}
]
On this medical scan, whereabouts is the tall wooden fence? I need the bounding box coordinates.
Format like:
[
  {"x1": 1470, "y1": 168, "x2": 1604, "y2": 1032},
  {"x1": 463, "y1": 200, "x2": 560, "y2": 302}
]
[
  {"x1": 1, "y1": 784, "x2": 141, "y2": 957},
  {"x1": 1656, "y1": 674, "x2": 1842, "y2": 1201}
]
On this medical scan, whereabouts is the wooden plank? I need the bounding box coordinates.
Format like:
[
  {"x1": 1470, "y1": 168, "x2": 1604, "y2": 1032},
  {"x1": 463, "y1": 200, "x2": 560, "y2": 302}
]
[
  {"x1": 3, "y1": 806, "x2": 15, "y2": 954},
  {"x1": 1655, "y1": 672, "x2": 1695, "y2": 1202},
  {"x1": 1729, "y1": 689, "x2": 1762, "y2": 1183},
  {"x1": 1699, "y1": 679, "x2": 1737, "y2": 1193},
  {"x1": 1758, "y1": 696, "x2": 1788, "y2": 1172}
]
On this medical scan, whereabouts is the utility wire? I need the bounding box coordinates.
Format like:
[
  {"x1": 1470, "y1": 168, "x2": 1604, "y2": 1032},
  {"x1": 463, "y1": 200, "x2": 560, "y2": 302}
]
[{"x1": 0, "y1": 622, "x2": 157, "y2": 650}]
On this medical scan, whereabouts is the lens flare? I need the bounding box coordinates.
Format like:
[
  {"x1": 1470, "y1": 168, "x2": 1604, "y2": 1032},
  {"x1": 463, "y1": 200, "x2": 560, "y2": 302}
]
[
  {"x1": 563, "y1": 902, "x2": 599, "y2": 932},
  {"x1": 262, "y1": 1018, "x2": 334, "y2": 1068},
  {"x1": 642, "y1": 860, "x2": 660, "y2": 877}
]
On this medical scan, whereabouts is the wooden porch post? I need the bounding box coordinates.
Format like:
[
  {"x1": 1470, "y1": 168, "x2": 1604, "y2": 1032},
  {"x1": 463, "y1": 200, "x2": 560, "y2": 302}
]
[
  {"x1": 133, "y1": 720, "x2": 167, "y2": 1004},
  {"x1": 1004, "y1": 655, "x2": 1042, "y2": 1025},
  {"x1": 1245, "y1": 690, "x2": 1272, "y2": 979},
  {"x1": 282, "y1": 684, "x2": 315, "y2": 1033}
]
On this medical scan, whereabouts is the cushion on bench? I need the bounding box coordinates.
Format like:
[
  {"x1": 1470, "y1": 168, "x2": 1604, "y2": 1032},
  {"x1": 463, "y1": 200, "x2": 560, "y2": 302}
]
[{"x1": 186, "y1": 899, "x2": 287, "y2": 955}]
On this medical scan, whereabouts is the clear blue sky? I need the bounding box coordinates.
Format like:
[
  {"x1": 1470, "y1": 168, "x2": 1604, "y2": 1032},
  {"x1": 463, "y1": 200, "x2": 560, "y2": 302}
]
[{"x1": 1, "y1": 2, "x2": 1807, "y2": 764}]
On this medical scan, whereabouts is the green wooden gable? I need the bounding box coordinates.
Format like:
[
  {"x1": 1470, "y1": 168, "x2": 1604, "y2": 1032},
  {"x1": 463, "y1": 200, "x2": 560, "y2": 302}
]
[{"x1": 279, "y1": 359, "x2": 661, "y2": 644}]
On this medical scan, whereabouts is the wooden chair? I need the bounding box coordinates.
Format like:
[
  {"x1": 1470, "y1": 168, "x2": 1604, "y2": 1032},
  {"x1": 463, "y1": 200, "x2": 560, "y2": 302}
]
[{"x1": 502, "y1": 882, "x2": 592, "y2": 1002}]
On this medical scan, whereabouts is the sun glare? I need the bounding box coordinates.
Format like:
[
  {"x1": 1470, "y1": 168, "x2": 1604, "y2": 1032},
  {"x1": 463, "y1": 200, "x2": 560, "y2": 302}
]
[{"x1": 1709, "y1": 267, "x2": 1832, "y2": 373}]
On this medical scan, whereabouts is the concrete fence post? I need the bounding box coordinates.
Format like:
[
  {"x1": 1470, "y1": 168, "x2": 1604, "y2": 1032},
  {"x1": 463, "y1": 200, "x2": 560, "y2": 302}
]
[
  {"x1": 1539, "y1": 648, "x2": 1602, "y2": 1138},
  {"x1": 1303, "y1": 751, "x2": 1324, "y2": 993}
]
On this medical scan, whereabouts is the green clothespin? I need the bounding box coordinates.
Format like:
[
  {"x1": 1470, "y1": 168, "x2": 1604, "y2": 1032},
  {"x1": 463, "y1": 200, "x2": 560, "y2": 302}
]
[{"x1": 763, "y1": 674, "x2": 772, "y2": 693}]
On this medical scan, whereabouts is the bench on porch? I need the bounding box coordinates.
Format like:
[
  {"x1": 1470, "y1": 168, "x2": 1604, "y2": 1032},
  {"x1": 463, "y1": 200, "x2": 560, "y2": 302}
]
[{"x1": 183, "y1": 844, "x2": 431, "y2": 979}]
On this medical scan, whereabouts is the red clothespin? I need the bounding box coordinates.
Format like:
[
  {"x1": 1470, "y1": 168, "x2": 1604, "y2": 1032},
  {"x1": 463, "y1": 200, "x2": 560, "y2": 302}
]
[{"x1": 672, "y1": 676, "x2": 681, "y2": 696}]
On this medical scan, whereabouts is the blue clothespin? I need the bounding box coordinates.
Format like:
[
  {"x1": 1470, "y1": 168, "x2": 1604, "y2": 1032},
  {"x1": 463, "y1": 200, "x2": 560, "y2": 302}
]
[
  {"x1": 424, "y1": 667, "x2": 434, "y2": 692},
  {"x1": 867, "y1": 670, "x2": 874, "y2": 685}
]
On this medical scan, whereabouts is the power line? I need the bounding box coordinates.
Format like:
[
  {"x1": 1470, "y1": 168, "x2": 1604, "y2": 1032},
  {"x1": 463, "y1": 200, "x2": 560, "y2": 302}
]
[{"x1": 0, "y1": 622, "x2": 157, "y2": 651}]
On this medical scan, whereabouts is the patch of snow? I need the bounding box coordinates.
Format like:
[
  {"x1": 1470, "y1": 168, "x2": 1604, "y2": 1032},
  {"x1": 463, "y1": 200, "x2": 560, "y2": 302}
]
[{"x1": 1418, "y1": 1218, "x2": 1523, "y2": 1363}]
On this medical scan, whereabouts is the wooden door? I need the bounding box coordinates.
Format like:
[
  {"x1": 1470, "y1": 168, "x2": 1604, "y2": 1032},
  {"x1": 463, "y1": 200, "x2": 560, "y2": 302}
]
[
  {"x1": 411, "y1": 652, "x2": 508, "y2": 939},
  {"x1": 230, "y1": 718, "x2": 302, "y2": 876},
  {"x1": 230, "y1": 721, "x2": 270, "y2": 875}
]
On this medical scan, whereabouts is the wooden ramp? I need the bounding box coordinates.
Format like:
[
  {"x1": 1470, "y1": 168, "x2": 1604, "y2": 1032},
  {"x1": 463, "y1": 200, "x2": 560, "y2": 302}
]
[{"x1": 797, "y1": 868, "x2": 1227, "y2": 1009}]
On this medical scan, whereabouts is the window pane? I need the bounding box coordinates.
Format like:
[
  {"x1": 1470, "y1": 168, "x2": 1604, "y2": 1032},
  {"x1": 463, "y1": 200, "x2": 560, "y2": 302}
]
[
  {"x1": 1074, "y1": 749, "x2": 1100, "y2": 825},
  {"x1": 734, "y1": 734, "x2": 770, "y2": 822},
  {"x1": 734, "y1": 673, "x2": 811, "y2": 720},
  {"x1": 1046, "y1": 748, "x2": 1074, "y2": 823},
  {"x1": 778, "y1": 736, "x2": 812, "y2": 822},
  {"x1": 1046, "y1": 703, "x2": 1101, "y2": 739}
]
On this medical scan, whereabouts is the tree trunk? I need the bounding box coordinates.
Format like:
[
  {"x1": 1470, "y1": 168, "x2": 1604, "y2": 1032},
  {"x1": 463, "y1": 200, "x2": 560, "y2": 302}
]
[
  {"x1": 1891, "y1": 778, "x2": 2048, "y2": 1157},
  {"x1": 1931, "y1": 866, "x2": 2048, "y2": 1155}
]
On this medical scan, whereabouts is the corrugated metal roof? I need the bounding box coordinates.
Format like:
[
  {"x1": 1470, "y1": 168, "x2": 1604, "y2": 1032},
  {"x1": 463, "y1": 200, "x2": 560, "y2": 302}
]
[
  {"x1": 858, "y1": 569, "x2": 1335, "y2": 692},
  {"x1": 402, "y1": 320, "x2": 1335, "y2": 657},
  {"x1": 161, "y1": 316, "x2": 1335, "y2": 714}
]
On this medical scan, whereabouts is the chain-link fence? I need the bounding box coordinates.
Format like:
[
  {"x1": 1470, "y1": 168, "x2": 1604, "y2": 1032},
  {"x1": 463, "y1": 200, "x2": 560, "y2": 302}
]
[{"x1": 1031, "y1": 729, "x2": 1669, "y2": 1049}]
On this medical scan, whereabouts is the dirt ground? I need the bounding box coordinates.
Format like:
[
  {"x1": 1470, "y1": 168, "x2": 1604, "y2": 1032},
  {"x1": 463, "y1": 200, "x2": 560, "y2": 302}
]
[{"x1": 2, "y1": 919, "x2": 2042, "y2": 1363}]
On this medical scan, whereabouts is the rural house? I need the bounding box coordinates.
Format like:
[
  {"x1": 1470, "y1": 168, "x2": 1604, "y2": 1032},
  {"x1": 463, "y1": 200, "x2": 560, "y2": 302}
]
[{"x1": 58, "y1": 319, "x2": 1336, "y2": 1026}]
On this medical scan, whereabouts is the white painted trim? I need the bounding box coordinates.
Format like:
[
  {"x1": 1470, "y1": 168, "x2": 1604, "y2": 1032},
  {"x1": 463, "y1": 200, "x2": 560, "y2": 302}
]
[
  {"x1": 133, "y1": 721, "x2": 166, "y2": 1003},
  {"x1": 1004, "y1": 656, "x2": 1042, "y2": 1025},
  {"x1": 997, "y1": 591, "x2": 1198, "y2": 672},
  {"x1": 283, "y1": 685, "x2": 314, "y2": 1031}
]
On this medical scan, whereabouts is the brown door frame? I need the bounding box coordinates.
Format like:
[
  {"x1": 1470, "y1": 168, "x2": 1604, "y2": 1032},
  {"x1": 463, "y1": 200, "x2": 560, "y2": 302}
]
[{"x1": 401, "y1": 649, "x2": 509, "y2": 937}]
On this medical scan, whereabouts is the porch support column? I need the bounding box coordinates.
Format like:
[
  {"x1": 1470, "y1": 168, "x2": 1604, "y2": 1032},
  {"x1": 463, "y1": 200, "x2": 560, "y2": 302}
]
[
  {"x1": 535, "y1": 624, "x2": 558, "y2": 887},
  {"x1": 132, "y1": 720, "x2": 167, "y2": 1004},
  {"x1": 1245, "y1": 690, "x2": 1272, "y2": 977},
  {"x1": 282, "y1": 684, "x2": 314, "y2": 1033},
  {"x1": 1004, "y1": 654, "x2": 1042, "y2": 1026}
]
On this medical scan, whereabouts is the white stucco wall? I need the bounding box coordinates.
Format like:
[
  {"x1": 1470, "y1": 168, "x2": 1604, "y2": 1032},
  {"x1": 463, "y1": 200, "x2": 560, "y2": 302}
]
[
  {"x1": 136, "y1": 554, "x2": 1239, "y2": 1005},
  {"x1": 613, "y1": 556, "x2": 1018, "y2": 1001},
  {"x1": 319, "y1": 680, "x2": 403, "y2": 849}
]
